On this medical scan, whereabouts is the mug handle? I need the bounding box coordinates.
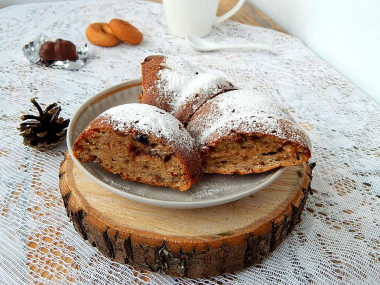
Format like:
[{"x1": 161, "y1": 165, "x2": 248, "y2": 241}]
[{"x1": 214, "y1": 0, "x2": 246, "y2": 25}]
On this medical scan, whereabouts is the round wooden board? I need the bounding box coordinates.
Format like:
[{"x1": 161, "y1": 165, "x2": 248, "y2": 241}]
[{"x1": 59, "y1": 153, "x2": 312, "y2": 278}]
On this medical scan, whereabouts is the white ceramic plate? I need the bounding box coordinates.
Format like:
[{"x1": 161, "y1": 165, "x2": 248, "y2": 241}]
[{"x1": 67, "y1": 79, "x2": 285, "y2": 209}]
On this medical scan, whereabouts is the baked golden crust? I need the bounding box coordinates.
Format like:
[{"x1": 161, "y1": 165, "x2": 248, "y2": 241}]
[
  {"x1": 140, "y1": 55, "x2": 168, "y2": 109},
  {"x1": 109, "y1": 19, "x2": 143, "y2": 45},
  {"x1": 186, "y1": 90, "x2": 312, "y2": 174},
  {"x1": 73, "y1": 104, "x2": 202, "y2": 191},
  {"x1": 140, "y1": 55, "x2": 236, "y2": 125},
  {"x1": 85, "y1": 22, "x2": 120, "y2": 47}
]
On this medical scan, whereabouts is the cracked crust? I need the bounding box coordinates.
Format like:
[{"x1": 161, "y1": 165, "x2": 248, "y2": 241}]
[
  {"x1": 140, "y1": 55, "x2": 237, "y2": 125},
  {"x1": 72, "y1": 104, "x2": 202, "y2": 191},
  {"x1": 186, "y1": 90, "x2": 312, "y2": 174}
]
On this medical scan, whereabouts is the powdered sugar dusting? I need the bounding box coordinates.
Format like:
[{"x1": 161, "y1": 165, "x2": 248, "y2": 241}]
[
  {"x1": 186, "y1": 90, "x2": 312, "y2": 150},
  {"x1": 155, "y1": 56, "x2": 235, "y2": 116},
  {"x1": 99, "y1": 103, "x2": 195, "y2": 153}
]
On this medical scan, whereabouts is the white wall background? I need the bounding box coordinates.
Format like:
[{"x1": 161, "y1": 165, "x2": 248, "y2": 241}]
[{"x1": 249, "y1": 0, "x2": 380, "y2": 103}]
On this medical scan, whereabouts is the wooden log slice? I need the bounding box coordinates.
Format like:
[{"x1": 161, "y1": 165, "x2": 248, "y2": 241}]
[{"x1": 59, "y1": 153, "x2": 313, "y2": 278}]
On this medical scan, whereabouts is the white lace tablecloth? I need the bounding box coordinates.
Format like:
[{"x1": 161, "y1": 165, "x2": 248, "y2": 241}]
[{"x1": 0, "y1": 0, "x2": 379, "y2": 284}]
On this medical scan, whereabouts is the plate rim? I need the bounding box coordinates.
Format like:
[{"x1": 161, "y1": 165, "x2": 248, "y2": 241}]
[{"x1": 66, "y1": 79, "x2": 285, "y2": 209}]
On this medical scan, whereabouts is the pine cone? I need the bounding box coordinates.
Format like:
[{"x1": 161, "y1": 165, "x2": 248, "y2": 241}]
[{"x1": 18, "y1": 98, "x2": 70, "y2": 150}]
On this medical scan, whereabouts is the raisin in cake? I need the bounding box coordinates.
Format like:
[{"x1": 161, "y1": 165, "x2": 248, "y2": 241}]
[
  {"x1": 186, "y1": 90, "x2": 312, "y2": 174},
  {"x1": 73, "y1": 104, "x2": 202, "y2": 191},
  {"x1": 140, "y1": 55, "x2": 236, "y2": 125}
]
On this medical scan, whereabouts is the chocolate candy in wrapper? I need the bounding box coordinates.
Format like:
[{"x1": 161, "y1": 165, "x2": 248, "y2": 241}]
[
  {"x1": 22, "y1": 34, "x2": 89, "y2": 70},
  {"x1": 39, "y1": 39, "x2": 78, "y2": 61},
  {"x1": 39, "y1": 41, "x2": 56, "y2": 60}
]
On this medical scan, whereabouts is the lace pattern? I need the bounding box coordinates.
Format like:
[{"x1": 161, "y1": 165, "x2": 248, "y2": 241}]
[{"x1": 0, "y1": 0, "x2": 379, "y2": 284}]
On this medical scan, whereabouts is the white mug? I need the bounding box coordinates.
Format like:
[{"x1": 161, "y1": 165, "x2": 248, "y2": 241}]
[{"x1": 163, "y1": 0, "x2": 246, "y2": 38}]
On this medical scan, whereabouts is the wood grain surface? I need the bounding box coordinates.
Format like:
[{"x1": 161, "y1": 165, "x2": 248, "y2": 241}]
[
  {"x1": 60, "y1": 153, "x2": 312, "y2": 278},
  {"x1": 217, "y1": 0, "x2": 285, "y2": 32},
  {"x1": 152, "y1": 0, "x2": 286, "y2": 33}
]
